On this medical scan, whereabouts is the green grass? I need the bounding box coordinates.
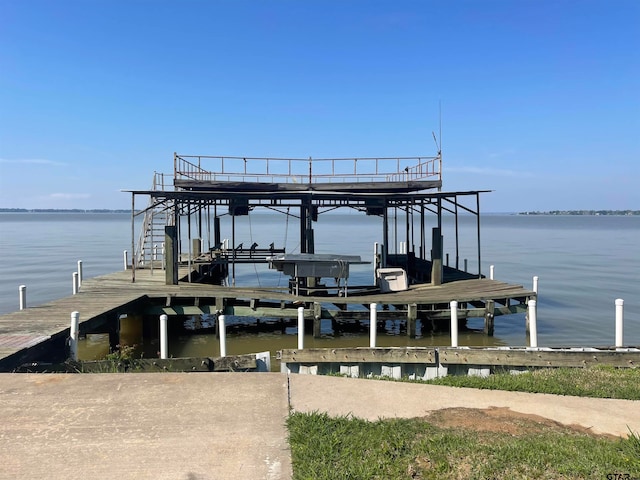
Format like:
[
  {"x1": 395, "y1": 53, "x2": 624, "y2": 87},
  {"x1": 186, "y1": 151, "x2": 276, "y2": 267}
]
[
  {"x1": 418, "y1": 366, "x2": 640, "y2": 400},
  {"x1": 288, "y1": 412, "x2": 640, "y2": 480}
]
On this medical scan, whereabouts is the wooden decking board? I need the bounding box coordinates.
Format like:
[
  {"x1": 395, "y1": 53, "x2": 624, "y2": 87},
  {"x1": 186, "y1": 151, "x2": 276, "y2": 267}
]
[{"x1": 0, "y1": 268, "x2": 534, "y2": 363}]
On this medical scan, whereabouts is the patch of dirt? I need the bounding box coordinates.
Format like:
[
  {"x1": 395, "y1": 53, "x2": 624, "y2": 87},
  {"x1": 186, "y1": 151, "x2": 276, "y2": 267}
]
[{"x1": 424, "y1": 407, "x2": 613, "y2": 438}]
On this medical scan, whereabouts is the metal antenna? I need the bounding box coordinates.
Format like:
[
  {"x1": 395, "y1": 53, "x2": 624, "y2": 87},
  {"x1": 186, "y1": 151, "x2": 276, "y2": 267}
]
[
  {"x1": 439, "y1": 100, "x2": 442, "y2": 156},
  {"x1": 431, "y1": 101, "x2": 443, "y2": 155}
]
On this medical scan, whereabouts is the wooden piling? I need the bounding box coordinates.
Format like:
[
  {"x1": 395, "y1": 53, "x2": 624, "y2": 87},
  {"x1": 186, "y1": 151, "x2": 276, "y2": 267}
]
[
  {"x1": 313, "y1": 302, "x2": 322, "y2": 338},
  {"x1": 407, "y1": 303, "x2": 417, "y2": 338},
  {"x1": 484, "y1": 300, "x2": 495, "y2": 336}
]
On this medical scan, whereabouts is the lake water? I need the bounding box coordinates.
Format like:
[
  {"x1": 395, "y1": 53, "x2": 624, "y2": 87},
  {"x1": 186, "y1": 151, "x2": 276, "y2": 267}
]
[{"x1": 0, "y1": 212, "x2": 638, "y2": 356}]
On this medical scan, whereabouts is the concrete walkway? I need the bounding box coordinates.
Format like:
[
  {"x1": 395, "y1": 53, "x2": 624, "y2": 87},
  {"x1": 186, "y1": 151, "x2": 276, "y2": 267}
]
[
  {"x1": 1, "y1": 373, "x2": 638, "y2": 480},
  {"x1": 0, "y1": 373, "x2": 291, "y2": 480}
]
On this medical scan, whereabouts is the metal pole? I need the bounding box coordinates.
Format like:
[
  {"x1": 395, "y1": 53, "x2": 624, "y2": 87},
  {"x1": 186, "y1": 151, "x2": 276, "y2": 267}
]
[
  {"x1": 476, "y1": 192, "x2": 482, "y2": 278},
  {"x1": 369, "y1": 303, "x2": 377, "y2": 348},
  {"x1": 70, "y1": 311, "x2": 79, "y2": 361},
  {"x1": 297, "y1": 307, "x2": 305, "y2": 350},
  {"x1": 219, "y1": 315, "x2": 227, "y2": 357},
  {"x1": 450, "y1": 300, "x2": 458, "y2": 347},
  {"x1": 232, "y1": 215, "x2": 236, "y2": 286},
  {"x1": 454, "y1": 196, "x2": 460, "y2": 269},
  {"x1": 382, "y1": 206, "x2": 388, "y2": 267},
  {"x1": 19, "y1": 285, "x2": 26, "y2": 310},
  {"x1": 187, "y1": 201, "x2": 192, "y2": 283},
  {"x1": 131, "y1": 192, "x2": 136, "y2": 283},
  {"x1": 615, "y1": 298, "x2": 624, "y2": 347},
  {"x1": 373, "y1": 242, "x2": 378, "y2": 284},
  {"x1": 160, "y1": 314, "x2": 168, "y2": 359},
  {"x1": 528, "y1": 300, "x2": 538, "y2": 348}
]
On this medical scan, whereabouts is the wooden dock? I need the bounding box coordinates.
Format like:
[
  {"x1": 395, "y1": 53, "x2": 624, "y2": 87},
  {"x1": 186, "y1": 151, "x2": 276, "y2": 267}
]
[{"x1": 0, "y1": 267, "x2": 535, "y2": 370}]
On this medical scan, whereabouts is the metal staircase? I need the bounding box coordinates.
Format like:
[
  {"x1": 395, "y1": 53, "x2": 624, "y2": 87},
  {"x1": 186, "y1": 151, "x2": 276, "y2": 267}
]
[{"x1": 135, "y1": 172, "x2": 173, "y2": 269}]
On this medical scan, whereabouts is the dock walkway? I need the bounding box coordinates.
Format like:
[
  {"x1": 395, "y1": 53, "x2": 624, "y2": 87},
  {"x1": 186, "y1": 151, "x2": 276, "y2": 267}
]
[{"x1": 0, "y1": 268, "x2": 534, "y2": 368}]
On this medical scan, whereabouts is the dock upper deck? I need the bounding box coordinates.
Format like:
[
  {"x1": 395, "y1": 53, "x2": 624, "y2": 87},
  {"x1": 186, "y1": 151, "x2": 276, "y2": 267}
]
[{"x1": 170, "y1": 154, "x2": 442, "y2": 194}]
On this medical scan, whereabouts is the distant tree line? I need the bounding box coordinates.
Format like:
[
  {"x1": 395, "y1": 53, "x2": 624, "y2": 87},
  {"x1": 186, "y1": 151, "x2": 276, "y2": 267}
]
[{"x1": 519, "y1": 210, "x2": 639, "y2": 216}]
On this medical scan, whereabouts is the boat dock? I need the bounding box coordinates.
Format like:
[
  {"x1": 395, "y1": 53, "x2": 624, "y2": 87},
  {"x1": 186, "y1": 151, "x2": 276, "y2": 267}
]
[
  {"x1": 0, "y1": 265, "x2": 535, "y2": 370},
  {"x1": 3, "y1": 150, "x2": 637, "y2": 372}
]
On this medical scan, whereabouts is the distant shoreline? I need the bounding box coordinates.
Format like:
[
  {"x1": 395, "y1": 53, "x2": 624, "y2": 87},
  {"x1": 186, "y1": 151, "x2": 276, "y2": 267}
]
[
  {"x1": 518, "y1": 210, "x2": 639, "y2": 216},
  {"x1": 0, "y1": 208, "x2": 130, "y2": 213},
  {"x1": 1, "y1": 208, "x2": 638, "y2": 216}
]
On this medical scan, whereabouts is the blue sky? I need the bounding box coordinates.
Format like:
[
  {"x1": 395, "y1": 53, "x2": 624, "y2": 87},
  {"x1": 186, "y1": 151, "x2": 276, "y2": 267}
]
[{"x1": 1, "y1": 0, "x2": 638, "y2": 212}]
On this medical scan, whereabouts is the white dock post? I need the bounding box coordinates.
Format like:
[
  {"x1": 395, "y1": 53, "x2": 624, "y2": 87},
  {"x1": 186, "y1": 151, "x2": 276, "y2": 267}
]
[
  {"x1": 615, "y1": 298, "x2": 624, "y2": 347},
  {"x1": 153, "y1": 244, "x2": 158, "y2": 261},
  {"x1": 297, "y1": 307, "x2": 305, "y2": 350},
  {"x1": 219, "y1": 314, "x2": 227, "y2": 357},
  {"x1": 450, "y1": 300, "x2": 458, "y2": 347},
  {"x1": 72, "y1": 272, "x2": 79, "y2": 295},
  {"x1": 533, "y1": 276, "x2": 539, "y2": 294},
  {"x1": 70, "y1": 311, "x2": 80, "y2": 361},
  {"x1": 77, "y1": 260, "x2": 83, "y2": 287},
  {"x1": 489, "y1": 265, "x2": 494, "y2": 280},
  {"x1": 528, "y1": 300, "x2": 538, "y2": 347},
  {"x1": 369, "y1": 303, "x2": 377, "y2": 348},
  {"x1": 123, "y1": 250, "x2": 128, "y2": 270},
  {"x1": 159, "y1": 314, "x2": 168, "y2": 359},
  {"x1": 19, "y1": 285, "x2": 26, "y2": 310}
]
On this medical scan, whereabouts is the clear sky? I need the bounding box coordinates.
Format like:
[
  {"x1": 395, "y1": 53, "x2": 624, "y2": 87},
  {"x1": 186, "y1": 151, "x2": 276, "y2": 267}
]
[{"x1": 1, "y1": 0, "x2": 638, "y2": 212}]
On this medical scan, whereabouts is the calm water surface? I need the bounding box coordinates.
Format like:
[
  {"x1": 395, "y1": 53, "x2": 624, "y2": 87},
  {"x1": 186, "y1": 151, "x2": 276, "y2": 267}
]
[{"x1": 0, "y1": 212, "x2": 638, "y2": 360}]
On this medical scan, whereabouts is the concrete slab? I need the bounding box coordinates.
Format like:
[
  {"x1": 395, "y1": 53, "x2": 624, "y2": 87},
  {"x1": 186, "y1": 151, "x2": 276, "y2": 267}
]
[
  {"x1": 0, "y1": 373, "x2": 292, "y2": 480},
  {"x1": 288, "y1": 374, "x2": 640, "y2": 437}
]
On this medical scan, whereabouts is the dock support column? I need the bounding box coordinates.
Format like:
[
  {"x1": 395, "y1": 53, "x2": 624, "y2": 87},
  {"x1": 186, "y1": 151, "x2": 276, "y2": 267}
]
[
  {"x1": 533, "y1": 275, "x2": 539, "y2": 294},
  {"x1": 484, "y1": 300, "x2": 495, "y2": 336},
  {"x1": 407, "y1": 303, "x2": 417, "y2": 338},
  {"x1": 19, "y1": 285, "x2": 26, "y2": 310},
  {"x1": 214, "y1": 216, "x2": 221, "y2": 248},
  {"x1": 489, "y1": 265, "x2": 494, "y2": 280},
  {"x1": 369, "y1": 303, "x2": 377, "y2": 348},
  {"x1": 615, "y1": 298, "x2": 624, "y2": 347},
  {"x1": 159, "y1": 314, "x2": 168, "y2": 359},
  {"x1": 313, "y1": 302, "x2": 322, "y2": 338},
  {"x1": 192, "y1": 238, "x2": 201, "y2": 258},
  {"x1": 219, "y1": 315, "x2": 227, "y2": 357},
  {"x1": 72, "y1": 272, "x2": 79, "y2": 295},
  {"x1": 123, "y1": 250, "x2": 128, "y2": 270},
  {"x1": 431, "y1": 227, "x2": 443, "y2": 285},
  {"x1": 70, "y1": 311, "x2": 79, "y2": 361},
  {"x1": 528, "y1": 300, "x2": 538, "y2": 347},
  {"x1": 165, "y1": 225, "x2": 178, "y2": 285},
  {"x1": 450, "y1": 300, "x2": 458, "y2": 347},
  {"x1": 297, "y1": 307, "x2": 305, "y2": 350}
]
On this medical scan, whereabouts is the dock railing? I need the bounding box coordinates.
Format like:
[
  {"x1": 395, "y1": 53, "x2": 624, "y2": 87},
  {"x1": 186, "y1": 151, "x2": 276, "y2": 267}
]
[{"x1": 174, "y1": 154, "x2": 441, "y2": 185}]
